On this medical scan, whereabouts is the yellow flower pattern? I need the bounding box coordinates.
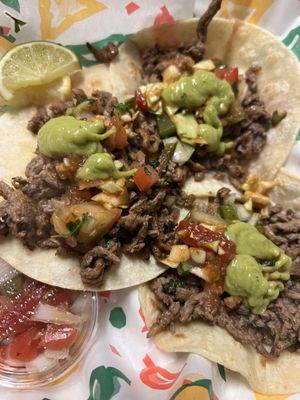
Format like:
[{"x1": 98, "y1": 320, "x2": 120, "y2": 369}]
[
  {"x1": 38, "y1": 0, "x2": 106, "y2": 40},
  {"x1": 220, "y1": 0, "x2": 274, "y2": 24}
]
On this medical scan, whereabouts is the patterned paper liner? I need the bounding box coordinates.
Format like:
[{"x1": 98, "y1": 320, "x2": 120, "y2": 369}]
[{"x1": 0, "y1": 1, "x2": 299, "y2": 399}]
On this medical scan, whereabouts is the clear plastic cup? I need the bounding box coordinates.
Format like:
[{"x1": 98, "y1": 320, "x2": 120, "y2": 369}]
[{"x1": 0, "y1": 268, "x2": 99, "y2": 389}]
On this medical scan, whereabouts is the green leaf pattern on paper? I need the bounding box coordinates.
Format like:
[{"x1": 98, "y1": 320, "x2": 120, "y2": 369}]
[
  {"x1": 217, "y1": 363, "x2": 226, "y2": 382},
  {"x1": 109, "y1": 307, "x2": 126, "y2": 329},
  {"x1": 87, "y1": 366, "x2": 131, "y2": 400},
  {"x1": 4, "y1": 11, "x2": 26, "y2": 33},
  {"x1": 0, "y1": 0, "x2": 20, "y2": 13},
  {"x1": 67, "y1": 34, "x2": 131, "y2": 67},
  {"x1": 283, "y1": 25, "x2": 300, "y2": 60}
]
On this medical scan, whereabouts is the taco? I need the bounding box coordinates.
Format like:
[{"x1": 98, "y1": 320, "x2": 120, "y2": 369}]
[
  {"x1": 139, "y1": 167, "x2": 300, "y2": 394},
  {"x1": 0, "y1": 0, "x2": 299, "y2": 293}
]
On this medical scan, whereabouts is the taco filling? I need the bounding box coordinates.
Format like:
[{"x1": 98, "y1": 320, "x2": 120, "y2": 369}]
[
  {"x1": 0, "y1": 0, "x2": 295, "y2": 291},
  {"x1": 145, "y1": 188, "x2": 300, "y2": 359}
]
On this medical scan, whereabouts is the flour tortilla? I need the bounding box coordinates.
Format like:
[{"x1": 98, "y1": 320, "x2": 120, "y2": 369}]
[
  {"x1": 139, "y1": 170, "x2": 300, "y2": 394},
  {"x1": 0, "y1": 64, "x2": 166, "y2": 291},
  {"x1": 110, "y1": 17, "x2": 300, "y2": 180}
]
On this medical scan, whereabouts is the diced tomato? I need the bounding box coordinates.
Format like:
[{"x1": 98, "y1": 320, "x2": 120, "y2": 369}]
[
  {"x1": 42, "y1": 287, "x2": 73, "y2": 309},
  {"x1": 106, "y1": 116, "x2": 128, "y2": 150},
  {"x1": 8, "y1": 326, "x2": 41, "y2": 362},
  {"x1": 0, "y1": 279, "x2": 73, "y2": 340},
  {"x1": 134, "y1": 90, "x2": 148, "y2": 112},
  {"x1": 0, "y1": 279, "x2": 48, "y2": 340},
  {"x1": 39, "y1": 324, "x2": 78, "y2": 351},
  {"x1": 133, "y1": 165, "x2": 159, "y2": 192},
  {"x1": 215, "y1": 67, "x2": 239, "y2": 85},
  {"x1": 178, "y1": 221, "x2": 221, "y2": 247},
  {"x1": 178, "y1": 220, "x2": 236, "y2": 261}
]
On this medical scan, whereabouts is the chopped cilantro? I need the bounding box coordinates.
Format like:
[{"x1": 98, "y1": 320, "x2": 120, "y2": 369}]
[
  {"x1": 162, "y1": 278, "x2": 185, "y2": 295},
  {"x1": 144, "y1": 166, "x2": 152, "y2": 176},
  {"x1": 149, "y1": 159, "x2": 160, "y2": 168},
  {"x1": 66, "y1": 213, "x2": 89, "y2": 238},
  {"x1": 113, "y1": 102, "x2": 131, "y2": 117},
  {"x1": 101, "y1": 236, "x2": 110, "y2": 248}
]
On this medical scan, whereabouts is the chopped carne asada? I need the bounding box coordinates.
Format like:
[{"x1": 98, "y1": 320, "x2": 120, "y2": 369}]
[
  {"x1": 0, "y1": 0, "x2": 290, "y2": 293},
  {"x1": 147, "y1": 195, "x2": 300, "y2": 359}
]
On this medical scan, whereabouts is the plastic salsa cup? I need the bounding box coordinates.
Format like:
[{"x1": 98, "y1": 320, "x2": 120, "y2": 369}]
[{"x1": 0, "y1": 261, "x2": 98, "y2": 389}]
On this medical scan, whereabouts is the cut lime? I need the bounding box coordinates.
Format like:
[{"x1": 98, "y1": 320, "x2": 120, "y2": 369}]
[
  {"x1": 0, "y1": 75, "x2": 72, "y2": 107},
  {"x1": 0, "y1": 41, "x2": 80, "y2": 100}
]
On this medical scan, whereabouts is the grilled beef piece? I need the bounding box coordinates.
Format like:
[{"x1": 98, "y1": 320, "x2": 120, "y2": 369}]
[
  {"x1": 129, "y1": 113, "x2": 161, "y2": 154},
  {"x1": 0, "y1": 181, "x2": 49, "y2": 248},
  {"x1": 196, "y1": 0, "x2": 222, "y2": 44},
  {"x1": 86, "y1": 41, "x2": 119, "y2": 63},
  {"x1": 148, "y1": 271, "x2": 300, "y2": 358},
  {"x1": 12, "y1": 154, "x2": 68, "y2": 201},
  {"x1": 91, "y1": 90, "x2": 118, "y2": 117},
  {"x1": 27, "y1": 106, "x2": 50, "y2": 134},
  {"x1": 262, "y1": 206, "x2": 300, "y2": 274},
  {"x1": 80, "y1": 241, "x2": 120, "y2": 286}
]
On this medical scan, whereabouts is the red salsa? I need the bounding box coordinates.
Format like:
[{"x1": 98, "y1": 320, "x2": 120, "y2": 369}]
[
  {"x1": 178, "y1": 220, "x2": 236, "y2": 294},
  {"x1": 0, "y1": 274, "x2": 82, "y2": 368}
]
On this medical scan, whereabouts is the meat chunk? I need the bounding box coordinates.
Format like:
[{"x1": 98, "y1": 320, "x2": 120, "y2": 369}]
[
  {"x1": 80, "y1": 241, "x2": 120, "y2": 286},
  {"x1": 27, "y1": 106, "x2": 50, "y2": 134},
  {"x1": 0, "y1": 181, "x2": 44, "y2": 248},
  {"x1": 12, "y1": 155, "x2": 68, "y2": 201},
  {"x1": 148, "y1": 270, "x2": 300, "y2": 358},
  {"x1": 262, "y1": 206, "x2": 300, "y2": 273},
  {"x1": 86, "y1": 41, "x2": 119, "y2": 63}
]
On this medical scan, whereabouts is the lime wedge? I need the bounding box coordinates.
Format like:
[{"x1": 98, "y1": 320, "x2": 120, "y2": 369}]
[
  {"x1": 0, "y1": 75, "x2": 72, "y2": 108},
  {"x1": 0, "y1": 41, "x2": 80, "y2": 100}
]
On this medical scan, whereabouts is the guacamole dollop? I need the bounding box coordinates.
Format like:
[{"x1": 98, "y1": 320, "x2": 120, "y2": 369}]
[
  {"x1": 224, "y1": 222, "x2": 292, "y2": 314},
  {"x1": 38, "y1": 116, "x2": 114, "y2": 158},
  {"x1": 162, "y1": 70, "x2": 234, "y2": 153},
  {"x1": 76, "y1": 153, "x2": 136, "y2": 181}
]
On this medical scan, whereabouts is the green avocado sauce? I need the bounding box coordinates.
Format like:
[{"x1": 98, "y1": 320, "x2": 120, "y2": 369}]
[
  {"x1": 162, "y1": 70, "x2": 234, "y2": 154},
  {"x1": 76, "y1": 152, "x2": 136, "y2": 181},
  {"x1": 37, "y1": 116, "x2": 115, "y2": 157},
  {"x1": 224, "y1": 222, "x2": 292, "y2": 314}
]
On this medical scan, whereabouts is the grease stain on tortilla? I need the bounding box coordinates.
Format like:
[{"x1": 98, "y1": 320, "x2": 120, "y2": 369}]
[
  {"x1": 266, "y1": 52, "x2": 280, "y2": 65},
  {"x1": 174, "y1": 333, "x2": 186, "y2": 339}
]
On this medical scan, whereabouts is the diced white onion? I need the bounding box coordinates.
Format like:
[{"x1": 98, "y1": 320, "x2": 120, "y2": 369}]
[
  {"x1": 223, "y1": 193, "x2": 237, "y2": 205},
  {"x1": 172, "y1": 140, "x2": 195, "y2": 166},
  {"x1": 25, "y1": 353, "x2": 57, "y2": 373},
  {"x1": 190, "y1": 208, "x2": 225, "y2": 226},
  {"x1": 70, "y1": 293, "x2": 92, "y2": 318},
  {"x1": 160, "y1": 245, "x2": 190, "y2": 268},
  {"x1": 163, "y1": 137, "x2": 195, "y2": 166},
  {"x1": 44, "y1": 348, "x2": 69, "y2": 360},
  {"x1": 193, "y1": 59, "x2": 215, "y2": 71},
  {"x1": 190, "y1": 248, "x2": 206, "y2": 264},
  {"x1": 31, "y1": 303, "x2": 83, "y2": 325},
  {"x1": 235, "y1": 204, "x2": 251, "y2": 221},
  {"x1": 0, "y1": 258, "x2": 19, "y2": 285},
  {"x1": 248, "y1": 213, "x2": 260, "y2": 226}
]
